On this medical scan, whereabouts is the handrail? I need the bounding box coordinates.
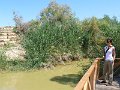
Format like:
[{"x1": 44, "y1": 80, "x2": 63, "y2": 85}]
[
  {"x1": 74, "y1": 58, "x2": 120, "y2": 90},
  {"x1": 74, "y1": 58, "x2": 100, "y2": 90}
]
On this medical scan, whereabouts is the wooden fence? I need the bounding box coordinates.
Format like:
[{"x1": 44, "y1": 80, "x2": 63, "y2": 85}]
[{"x1": 74, "y1": 58, "x2": 120, "y2": 90}]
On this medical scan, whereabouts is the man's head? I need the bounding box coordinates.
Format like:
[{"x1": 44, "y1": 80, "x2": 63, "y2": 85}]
[{"x1": 106, "y1": 38, "x2": 112, "y2": 46}]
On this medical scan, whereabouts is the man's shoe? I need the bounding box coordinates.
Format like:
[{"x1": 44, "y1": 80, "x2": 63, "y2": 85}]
[
  {"x1": 106, "y1": 83, "x2": 113, "y2": 86},
  {"x1": 100, "y1": 80, "x2": 107, "y2": 83}
]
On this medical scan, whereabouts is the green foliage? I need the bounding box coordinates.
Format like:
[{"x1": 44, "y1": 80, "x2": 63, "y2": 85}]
[
  {"x1": 0, "y1": 49, "x2": 6, "y2": 70},
  {"x1": 23, "y1": 19, "x2": 82, "y2": 68},
  {"x1": 81, "y1": 17, "x2": 105, "y2": 58},
  {"x1": 40, "y1": 1, "x2": 73, "y2": 24},
  {"x1": 12, "y1": 1, "x2": 120, "y2": 70},
  {"x1": 0, "y1": 48, "x2": 26, "y2": 71},
  {"x1": 99, "y1": 15, "x2": 120, "y2": 57},
  {"x1": 77, "y1": 59, "x2": 92, "y2": 76},
  {"x1": 17, "y1": 1, "x2": 82, "y2": 69}
]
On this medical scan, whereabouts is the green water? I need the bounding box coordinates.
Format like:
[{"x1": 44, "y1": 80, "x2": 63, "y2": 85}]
[{"x1": 0, "y1": 61, "x2": 82, "y2": 90}]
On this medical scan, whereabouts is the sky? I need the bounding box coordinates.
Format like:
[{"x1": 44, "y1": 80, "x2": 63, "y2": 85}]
[{"x1": 0, "y1": 0, "x2": 120, "y2": 26}]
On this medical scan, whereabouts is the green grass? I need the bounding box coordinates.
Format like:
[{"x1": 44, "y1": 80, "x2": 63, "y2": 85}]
[{"x1": 0, "y1": 60, "x2": 91, "y2": 90}]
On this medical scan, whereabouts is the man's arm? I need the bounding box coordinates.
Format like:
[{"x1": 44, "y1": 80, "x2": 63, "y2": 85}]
[
  {"x1": 112, "y1": 47, "x2": 116, "y2": 61},
  {"x1": 103, "y1": 47, "x2": 105, "y2": 60}
]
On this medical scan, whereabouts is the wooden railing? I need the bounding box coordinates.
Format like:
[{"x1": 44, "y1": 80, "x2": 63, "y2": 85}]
[
  {"x1": 74, "y1": 58, "x2": 120, "y2": 90},
  {"x1": 74, "y1": 58, "x2": 100, "y2": 90}
]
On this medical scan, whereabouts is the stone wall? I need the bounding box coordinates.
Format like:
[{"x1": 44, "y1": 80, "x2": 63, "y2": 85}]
[{"x1": 0, "y1": 26, "x2": 19, "y2": 46}]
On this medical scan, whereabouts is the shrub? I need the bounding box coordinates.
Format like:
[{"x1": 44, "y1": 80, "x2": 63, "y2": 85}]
[
  {"x1": 22, "y1": 18, "x2": 82, "y2": 68},
  {"x1": 0, "y1": 49, "x2": 7, "y2": 70}
]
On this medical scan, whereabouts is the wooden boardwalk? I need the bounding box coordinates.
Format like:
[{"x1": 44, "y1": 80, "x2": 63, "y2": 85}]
[{"x1": 96, "y1": 76, "x2": 120, "y2": 90}]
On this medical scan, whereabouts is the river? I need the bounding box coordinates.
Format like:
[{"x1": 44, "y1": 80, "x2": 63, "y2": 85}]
[{"x1": 0, "y1": 61, "x2": 81, "y2": 90}]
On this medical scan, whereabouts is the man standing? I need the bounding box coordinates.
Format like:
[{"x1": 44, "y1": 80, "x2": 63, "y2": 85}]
[{"x1": 101, "y1": 38, "x2": 116, "y2": 86}]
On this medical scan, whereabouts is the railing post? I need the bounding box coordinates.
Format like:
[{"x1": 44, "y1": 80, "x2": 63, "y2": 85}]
[
  {"x1": 96, "y1": 59, "x2": 100, "y2": 79},
  {"x1": 94, "y1": 62, "x2": 98, "y2": 90}
]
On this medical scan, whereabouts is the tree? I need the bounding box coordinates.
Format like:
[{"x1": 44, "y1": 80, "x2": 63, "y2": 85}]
[
  {"x1": 81, "y1": 17, "x2": 104, "y2": 58},
  {"x1": 21, "y1": 1, "x2": 82, "y2": 68},
  {"x1": 40, "y1": 1, "x2": 73, "y2": 24},
  {"x1": 99, "y1": 15, "x2": 120, "y2": 57}
]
